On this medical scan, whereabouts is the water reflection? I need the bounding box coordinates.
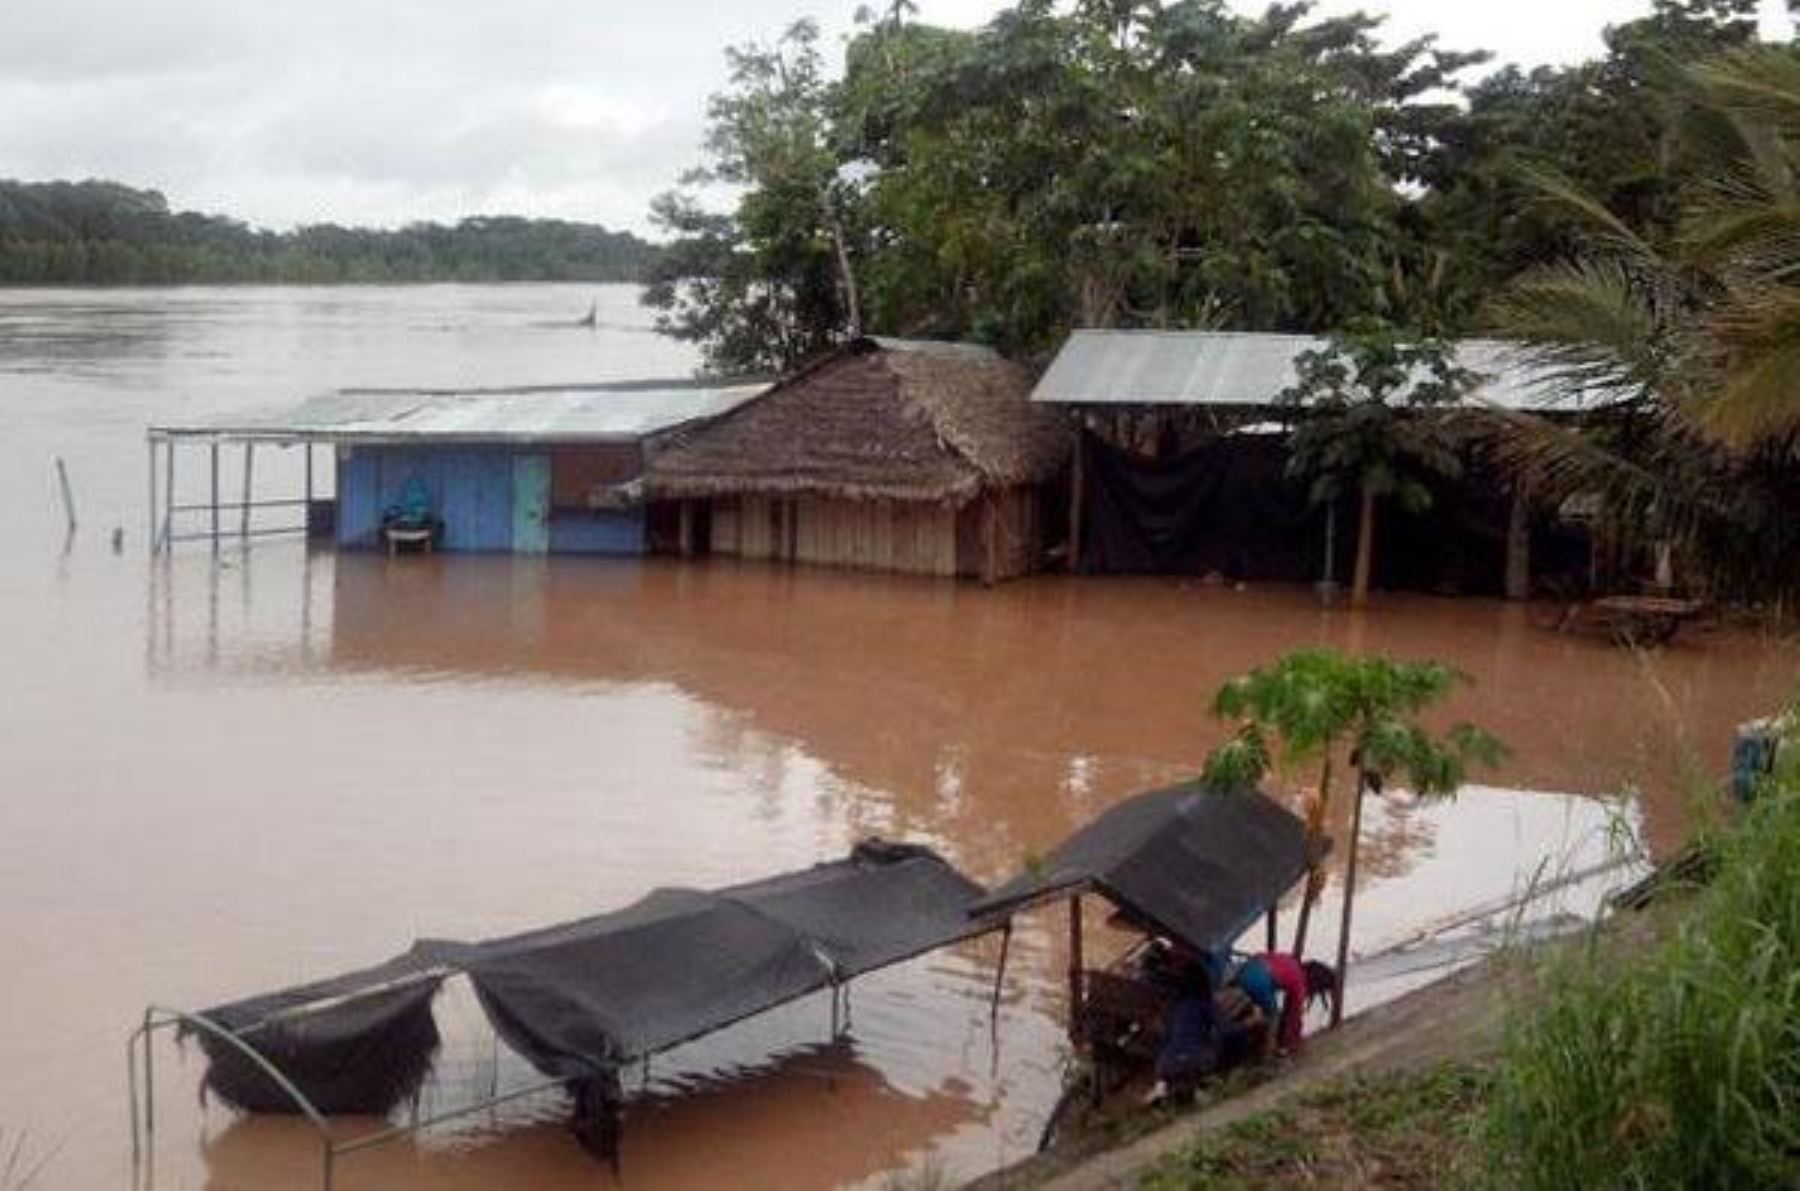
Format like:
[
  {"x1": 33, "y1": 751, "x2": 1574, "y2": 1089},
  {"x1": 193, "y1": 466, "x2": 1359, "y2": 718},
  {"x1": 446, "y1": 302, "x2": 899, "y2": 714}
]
[
  {"x1": 148, "y1": 551, "x2": 1796, "y2": 866},
  {"x1": 199, "y1": 1039, "x2": 980, "y2": 1191}
]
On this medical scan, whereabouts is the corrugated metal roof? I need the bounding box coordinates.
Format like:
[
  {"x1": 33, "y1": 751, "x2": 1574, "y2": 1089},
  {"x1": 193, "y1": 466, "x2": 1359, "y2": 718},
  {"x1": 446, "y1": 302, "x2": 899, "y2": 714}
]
[
  {"x1": 1032, "y1": 330, "x2": 1582, "y2": 411},
  {"x1": 153, "y1": 379, "x2": 765, "y2": 444}
]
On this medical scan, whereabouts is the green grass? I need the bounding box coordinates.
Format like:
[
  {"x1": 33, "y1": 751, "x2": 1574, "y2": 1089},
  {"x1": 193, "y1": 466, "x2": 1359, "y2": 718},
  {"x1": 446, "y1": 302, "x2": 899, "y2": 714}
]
[
  {"x1": 1481, "y1": 768, "x2": 1800, "y2": 1188},
  {"x1": 1143, "y1": 1065, "x2": 1491, "y2": 1190}
]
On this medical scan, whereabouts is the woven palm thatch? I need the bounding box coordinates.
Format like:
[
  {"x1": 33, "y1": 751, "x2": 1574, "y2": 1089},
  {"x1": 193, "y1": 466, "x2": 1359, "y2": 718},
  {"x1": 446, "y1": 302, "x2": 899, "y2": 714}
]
[{"x1": 646, "y1": 337, "x2": 1069, "y2": 505}]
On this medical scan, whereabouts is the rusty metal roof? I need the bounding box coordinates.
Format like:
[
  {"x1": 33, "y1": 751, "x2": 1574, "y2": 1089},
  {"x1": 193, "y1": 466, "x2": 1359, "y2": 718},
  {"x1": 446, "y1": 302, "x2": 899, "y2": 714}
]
[
  {"x1": 152, "y1": 379, "x2": 764, "y2": 445},
  {"x1": 1031, "y1": 330, "x2": 1579, "y2": 411}
]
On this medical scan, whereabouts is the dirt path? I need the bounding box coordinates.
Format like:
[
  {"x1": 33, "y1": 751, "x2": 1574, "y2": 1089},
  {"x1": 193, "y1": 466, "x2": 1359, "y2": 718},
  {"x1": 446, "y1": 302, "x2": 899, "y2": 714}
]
[{"x1": 970, "y1": 958, "x2": 1528, "y2": 1190}]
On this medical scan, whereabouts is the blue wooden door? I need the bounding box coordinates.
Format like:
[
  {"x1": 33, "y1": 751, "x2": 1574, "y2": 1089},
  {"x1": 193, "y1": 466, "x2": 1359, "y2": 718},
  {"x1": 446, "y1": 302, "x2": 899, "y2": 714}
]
[{"x1": 511, "y1": 455, "x2": 551, "y2": 554}]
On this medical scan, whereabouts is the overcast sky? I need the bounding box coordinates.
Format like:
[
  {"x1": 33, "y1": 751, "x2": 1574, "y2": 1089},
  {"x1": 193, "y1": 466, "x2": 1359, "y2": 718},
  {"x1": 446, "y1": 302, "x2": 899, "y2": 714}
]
[{"x1": 2, "y1": 1, "x2": 1791, "y2": 235}]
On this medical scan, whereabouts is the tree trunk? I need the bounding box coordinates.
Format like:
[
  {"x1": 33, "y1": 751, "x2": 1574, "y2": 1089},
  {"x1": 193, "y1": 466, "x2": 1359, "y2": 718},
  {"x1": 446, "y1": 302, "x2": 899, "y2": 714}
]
[
  {"x1": 822, "y1": 197, "x2": 862, "y2": 337},
  {"x1": 1290, "y1": 754, "x2": 1333, "y2": 959},
  {"x1": 1350, "y1": 484, "x2": 1377, "y2": 609},
  {"x1": 1330, "y1": 770, "x2": 1370, "y2": 1028}
]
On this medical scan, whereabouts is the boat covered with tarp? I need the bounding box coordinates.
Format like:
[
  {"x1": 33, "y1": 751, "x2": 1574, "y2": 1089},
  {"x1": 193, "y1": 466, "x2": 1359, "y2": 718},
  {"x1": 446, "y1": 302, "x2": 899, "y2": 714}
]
[
  {"x1": 972, "y1": 781, "x2": 1318, "y2": 1115},
  {"x1": 973, "y1": 780, "x2": 1314, "y2": 953},
  {"x1": 138, "y1": 840, "x2": 993, "y2": 1182}
]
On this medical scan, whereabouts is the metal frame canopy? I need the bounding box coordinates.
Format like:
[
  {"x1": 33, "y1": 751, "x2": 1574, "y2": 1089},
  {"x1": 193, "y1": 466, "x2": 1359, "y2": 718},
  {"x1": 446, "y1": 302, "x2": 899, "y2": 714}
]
[
  {"x1": 141, "y1": 378, "x2": 766, "y2": 554},
  {"x1": 127, "y1": 840, "x2": 997, "y2": 1190}
]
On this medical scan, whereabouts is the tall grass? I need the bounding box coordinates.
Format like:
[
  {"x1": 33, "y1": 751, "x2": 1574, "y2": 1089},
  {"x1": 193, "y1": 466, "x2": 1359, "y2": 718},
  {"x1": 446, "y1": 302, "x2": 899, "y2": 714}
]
[{"x1": 1482, "y1": 758, "x2": 1800, "y2": 1187}]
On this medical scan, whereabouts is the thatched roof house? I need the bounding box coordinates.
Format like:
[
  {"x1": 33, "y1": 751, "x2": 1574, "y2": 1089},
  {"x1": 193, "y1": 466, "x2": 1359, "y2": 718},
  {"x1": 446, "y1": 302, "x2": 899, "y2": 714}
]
[{"x1": 647, "y1": 337, "x2": 1069, "y2": 581}]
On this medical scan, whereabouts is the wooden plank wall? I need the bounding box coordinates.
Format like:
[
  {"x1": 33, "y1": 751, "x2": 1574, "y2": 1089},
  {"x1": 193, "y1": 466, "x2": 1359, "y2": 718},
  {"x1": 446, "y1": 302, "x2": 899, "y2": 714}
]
[{"x1": 707, "y1": 494, "x2": 964, "y2": 576}]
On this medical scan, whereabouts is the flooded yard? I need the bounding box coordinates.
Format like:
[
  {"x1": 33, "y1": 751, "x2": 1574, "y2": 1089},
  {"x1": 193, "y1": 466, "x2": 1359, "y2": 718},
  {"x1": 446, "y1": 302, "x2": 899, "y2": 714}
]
[{"x1": 1, "y1": 286, "x2": 1793, "y2": 1189}]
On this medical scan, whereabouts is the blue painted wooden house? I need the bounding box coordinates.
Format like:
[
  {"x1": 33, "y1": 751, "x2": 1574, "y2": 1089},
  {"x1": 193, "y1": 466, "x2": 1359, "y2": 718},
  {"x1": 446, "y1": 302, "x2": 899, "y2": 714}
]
[{"x1": 151, "y1": 380, "x2": 759, "y2": 556}]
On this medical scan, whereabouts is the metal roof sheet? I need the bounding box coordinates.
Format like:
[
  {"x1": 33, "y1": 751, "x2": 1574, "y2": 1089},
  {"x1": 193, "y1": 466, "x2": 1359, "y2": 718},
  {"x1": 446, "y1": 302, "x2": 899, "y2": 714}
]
[
  {"x1": 154, "y1": 380, "x2": 765, "y2": 444},
  {"x1": 1031, "y1": 330, "x2": 1583, "y2": 412}
]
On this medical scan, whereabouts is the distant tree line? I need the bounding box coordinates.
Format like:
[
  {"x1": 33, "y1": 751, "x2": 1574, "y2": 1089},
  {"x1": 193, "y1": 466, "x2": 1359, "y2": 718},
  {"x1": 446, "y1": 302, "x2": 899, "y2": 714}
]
[{"x1": 0, "y1": 179, "x2": 663, "y2": 284}]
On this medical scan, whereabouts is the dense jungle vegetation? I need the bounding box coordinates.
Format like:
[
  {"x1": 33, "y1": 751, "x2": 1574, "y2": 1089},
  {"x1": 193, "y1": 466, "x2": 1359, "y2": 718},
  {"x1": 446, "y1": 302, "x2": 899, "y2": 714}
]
[{"x1": 648, "y1": 0, "x2": 1800, "y2": 601}]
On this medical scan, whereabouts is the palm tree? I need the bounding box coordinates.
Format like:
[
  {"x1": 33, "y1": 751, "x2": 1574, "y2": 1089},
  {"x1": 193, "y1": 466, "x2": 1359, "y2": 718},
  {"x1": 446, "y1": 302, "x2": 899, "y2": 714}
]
[
  {"x1": 1202, "y1": 649, "x2": 1506, "y2": 1025},
  {"x1": 1478, "y1": 47, "x2": 1800, "y2": 594},
  {"x1": 1280, "y1": 325, "x2": 1478, "y2": 608}
]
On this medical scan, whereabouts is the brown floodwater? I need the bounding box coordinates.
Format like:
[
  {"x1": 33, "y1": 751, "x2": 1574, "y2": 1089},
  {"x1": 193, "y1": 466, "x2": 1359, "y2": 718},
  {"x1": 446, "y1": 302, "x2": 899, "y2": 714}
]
[{"x1": 2, "y1": 287, "x2": 1794, "y2": 1191}]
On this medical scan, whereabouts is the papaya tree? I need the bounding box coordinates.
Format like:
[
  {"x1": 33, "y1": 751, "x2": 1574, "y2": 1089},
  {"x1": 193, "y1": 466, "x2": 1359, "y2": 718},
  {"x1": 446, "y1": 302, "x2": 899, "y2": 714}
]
[
  {"x1": 1201, "y1": 648, "x2": 1506, "y2": 1025},
  {"x1": 1280, "y1": 324, "x2": 1478, "y2": 608}
]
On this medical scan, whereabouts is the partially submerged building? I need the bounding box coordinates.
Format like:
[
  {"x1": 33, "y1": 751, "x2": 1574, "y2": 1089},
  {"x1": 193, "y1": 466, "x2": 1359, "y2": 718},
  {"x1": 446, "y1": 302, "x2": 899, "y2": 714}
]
[
  {"x1": 1033, "y1": 330, "x2": 1592, "y2": 597},
  {"x1": 147, "y1": 380, "x2": 759, "y2": 556},
  {"x1": 646, "y1": 337, "x2": 1070, "y2": 582}
]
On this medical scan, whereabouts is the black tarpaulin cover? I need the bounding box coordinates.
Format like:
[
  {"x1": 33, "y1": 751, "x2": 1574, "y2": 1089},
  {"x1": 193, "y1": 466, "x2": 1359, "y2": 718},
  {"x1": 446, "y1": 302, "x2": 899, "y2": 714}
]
[
  {"x1": 1077, "y1": 431, "x2": 1319, "y2": 578},
  {"x1": 192, "y1": 841, "x2": 989, "y2": 1114},
  {"x1": 971, "y1": 783, "x2": 1312, "y2": 955}
]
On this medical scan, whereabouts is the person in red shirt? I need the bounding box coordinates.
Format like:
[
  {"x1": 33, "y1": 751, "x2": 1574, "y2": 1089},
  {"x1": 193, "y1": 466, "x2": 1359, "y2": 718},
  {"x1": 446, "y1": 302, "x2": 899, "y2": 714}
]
[{"x1": 1234, "y1": 952, "x2": 1339, "y2": 1052}]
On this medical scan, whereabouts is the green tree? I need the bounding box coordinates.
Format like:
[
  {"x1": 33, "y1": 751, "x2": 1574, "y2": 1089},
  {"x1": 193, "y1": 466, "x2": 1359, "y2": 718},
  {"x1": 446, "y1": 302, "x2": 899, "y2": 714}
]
[
  {"x1": 1202, "y1": 649, "x2": 1506, "y2": 1024},
  {"x1": 1280, "y1": 325, "x2": 1477, "y2": 608},
  {"x1": 643, "y1": 20, "x2": 861, "y2": 373}
]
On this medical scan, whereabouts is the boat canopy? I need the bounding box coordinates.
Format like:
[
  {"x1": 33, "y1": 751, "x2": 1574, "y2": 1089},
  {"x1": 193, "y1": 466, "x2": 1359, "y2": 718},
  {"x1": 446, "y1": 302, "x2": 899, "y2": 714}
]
[
  {"x1": 972, "y1": 782, "x2": 1314, "y2": 955},
  {"x1": 192, "y1": 840, "x2": 991, "y2": 1114}
]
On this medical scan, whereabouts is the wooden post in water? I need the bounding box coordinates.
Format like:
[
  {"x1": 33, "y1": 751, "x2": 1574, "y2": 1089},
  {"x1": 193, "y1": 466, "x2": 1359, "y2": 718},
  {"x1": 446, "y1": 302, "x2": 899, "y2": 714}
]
[
  {"x1": 1066, "y1": 894, "x2": 1084, "y2": 1042},
  {"x1": 1067, "y1": 432, "x2": 1085, "y2": 574},
  {"x1": 983, "y1": 490, "x2": 1000, "y2": 586},
  {"x1": 53, "y1": 455, "x2": 77, "y2": 534},
  {"x1": 1505, "y1": 480, "x2": 1531, "y2": 601}
]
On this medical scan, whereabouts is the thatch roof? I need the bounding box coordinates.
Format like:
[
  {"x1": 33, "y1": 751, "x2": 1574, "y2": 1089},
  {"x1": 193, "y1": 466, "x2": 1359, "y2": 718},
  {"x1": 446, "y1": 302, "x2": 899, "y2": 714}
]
[{"x1": 646, "y1": 337, "x2": 1070, "y2": 505}]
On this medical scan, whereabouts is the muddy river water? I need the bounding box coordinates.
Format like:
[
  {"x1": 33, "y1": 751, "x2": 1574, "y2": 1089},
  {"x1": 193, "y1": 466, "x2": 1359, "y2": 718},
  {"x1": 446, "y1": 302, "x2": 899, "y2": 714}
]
[{"x1": 1, "y1": 286, "x2": 1793, "y2": 1190}]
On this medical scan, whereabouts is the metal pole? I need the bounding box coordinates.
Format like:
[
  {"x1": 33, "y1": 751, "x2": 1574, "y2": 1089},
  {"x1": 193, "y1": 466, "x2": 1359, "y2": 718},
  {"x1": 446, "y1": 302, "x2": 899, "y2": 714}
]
[
  {"x1": 162, "y1": 440, "x2": 176, "y2": 554},
  {"x1": 240, "y1": 443, "x2": 255, "y2": 537},
  {"x1": 147, "y1": 439, "x2": 157, "y2": 552},
  {"x1": 304, "y1": 443, "x2": 315, "y2": 537},
  {"x1": 209, "y1": 442, "x2": 220, "y2": 552}
]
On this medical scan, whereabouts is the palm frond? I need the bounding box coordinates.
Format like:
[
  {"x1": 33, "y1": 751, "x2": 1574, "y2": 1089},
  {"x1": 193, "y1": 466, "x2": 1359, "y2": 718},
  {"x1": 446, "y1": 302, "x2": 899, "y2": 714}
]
[
  {"x1": 1486, "y1": 259, "x2": 1678, "y2": 405},
  {"x1": 1691, "y1": 48, "x2": 1800, "y2": 137},
  {"x1": 1517, "y1": 165, "x2": 1658, "y2": 262}
]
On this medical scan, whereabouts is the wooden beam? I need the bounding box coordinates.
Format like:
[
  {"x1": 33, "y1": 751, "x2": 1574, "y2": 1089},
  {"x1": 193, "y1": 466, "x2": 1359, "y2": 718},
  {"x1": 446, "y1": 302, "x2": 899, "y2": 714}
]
[
  {"x1": 678, "y1": 500, "x2": 695, "y2": 557},
  {"x1": 1505, "y1": 480, "x2": 1531, "y2": 601},
  {"x1": 982, "y1": 490, "x2": 1000, "y2": 586},
  {"x1": 1067, "y1": 429, "x2": 1085, "y2": 574},
  {"x1": 1066, "y1": 894, "x2": 1084, "y2": 1042}
]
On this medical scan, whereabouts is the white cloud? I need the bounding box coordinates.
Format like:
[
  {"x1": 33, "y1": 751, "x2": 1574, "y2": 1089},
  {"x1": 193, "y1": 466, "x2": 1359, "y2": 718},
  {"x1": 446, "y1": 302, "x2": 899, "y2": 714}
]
[{"x1": 0, "y1": 0, "x2": 1790, "y2": 235}]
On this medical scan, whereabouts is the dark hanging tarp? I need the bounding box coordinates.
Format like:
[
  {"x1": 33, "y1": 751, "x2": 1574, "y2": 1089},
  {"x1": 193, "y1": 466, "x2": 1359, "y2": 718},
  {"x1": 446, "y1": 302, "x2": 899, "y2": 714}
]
[
  {"x1": 191, "y1": 840, "x2": 991, "y2": 1114},
  {"x1": 1077, "y1": 430, "x2": 1320, "y2": 578},
  {"x1": 971, "y1": 782, "x2": 1313, "y2": 956}
]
